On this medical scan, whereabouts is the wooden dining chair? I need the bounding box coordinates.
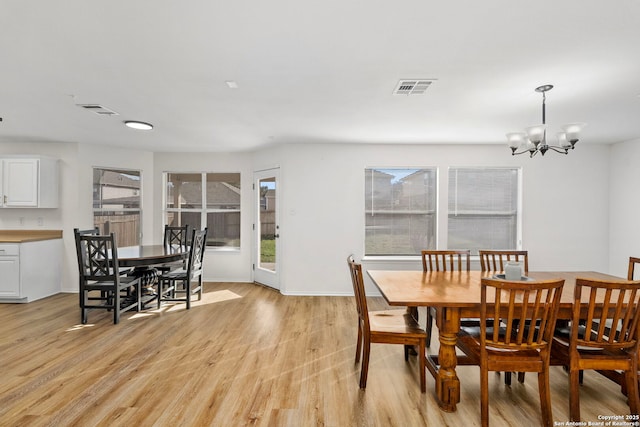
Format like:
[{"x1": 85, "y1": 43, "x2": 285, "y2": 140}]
[
  {"x1": 553, "y1": 259, "x2": 640, "y2": 391},
  {"x1": 478, "y1": 249, "x2": 529, "y2": 384},
  {"x1": 420, "y1": 250, "x2": 470, "y2": 347},
  {"x1": 550, "y1": 277, "x2": 640, "y2": 421},
  {"x1": 157, "y1": 224, "x2": 190, "y2": 274},
  {"x1": 595, "y1": 256, "x2": 640, "y2": 390},
  {"x1": 157, "y1": 228, "x2": 207, "y2": 310},
  {"x1": 74, "y1": 227, "x2": 100, "y2": 308},
  {"x1": 456, "y1": 277, "x2": 564, "y2": 427},
  {"x1": 347, "y1": 255, "x2": 427, "y2": 392},
  {"x1": 74, "y1": 230, "x2": 142, "y2": 324}
]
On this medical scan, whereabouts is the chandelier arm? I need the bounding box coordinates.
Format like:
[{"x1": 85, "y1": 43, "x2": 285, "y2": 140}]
[
  {"x1": 546, "y1": 145, "x2": 569, "y2": 154},
  {"x1": 511, "y1": 148, "x2": 537, "y2": 156}
]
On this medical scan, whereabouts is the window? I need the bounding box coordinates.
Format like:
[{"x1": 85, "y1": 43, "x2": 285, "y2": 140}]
[
  {"x1": 164, "y1": 172, "x2": 241, "y2": 249},
  {"x1": 365, "y1": 168, "x2": 437, "y2": 256},
  {"x1": 93, "y1": 168, "x2": 141, "y2": 247},
  {"x1": 448, "y1": 167, "x2": 520, "y2": 255}
]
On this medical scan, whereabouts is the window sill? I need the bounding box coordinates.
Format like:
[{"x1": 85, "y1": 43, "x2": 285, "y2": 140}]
[
  {"x1": 205, "y1": 247, "x2": 240, "y2": 252},
  {"x1": 361, "y1": 255, "x2": 421, "y2": 262}
]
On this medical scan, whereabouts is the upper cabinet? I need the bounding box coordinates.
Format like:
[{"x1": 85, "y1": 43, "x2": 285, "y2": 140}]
[{"x1": 0, "y1": 157, "x2": 59, "y2": 208}]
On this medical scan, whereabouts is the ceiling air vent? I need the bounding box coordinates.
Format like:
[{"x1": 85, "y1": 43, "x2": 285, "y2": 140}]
[
  {"x1": 393, "y1": 79, "x2": 434, "y2": 95},
  {"x1": 77, "y1": 104, "x2": 119, "y2": 116}
]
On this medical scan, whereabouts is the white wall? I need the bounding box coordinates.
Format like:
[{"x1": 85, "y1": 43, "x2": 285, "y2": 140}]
[
  {"x1": 0, "y1": 142, "x2": 155, "y2": 293},
  {"x1": 0, "y1": 140, "x2": 617, "y2": 297},
  {"x1": 273, "y1": 143, "x2": 611, "y2": 295},
  {"x1": 153, "y1": 151, "x2": 254, "y2": 283},
  {"x1": 609, "y1": 139, "x2": 640, "y2": 278}
]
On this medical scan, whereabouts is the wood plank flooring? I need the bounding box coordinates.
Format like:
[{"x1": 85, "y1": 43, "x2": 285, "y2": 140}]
[{"x1": 0, "y1": 282, "x2": 633, "y2": 426}]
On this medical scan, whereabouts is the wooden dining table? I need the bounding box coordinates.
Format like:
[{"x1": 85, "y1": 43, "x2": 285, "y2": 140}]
[{"x1": 366, "y1": 269, "x2": 628, "y2": 413}]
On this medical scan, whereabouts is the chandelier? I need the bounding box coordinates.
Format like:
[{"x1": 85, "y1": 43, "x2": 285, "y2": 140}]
[{"x1": 506, "y1": 85, "x2": 586, "y2": 157}]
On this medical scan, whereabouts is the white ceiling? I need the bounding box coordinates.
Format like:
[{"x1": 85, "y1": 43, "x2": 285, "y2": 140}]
[{"x1": 1, "y1": 1, "x2": 639, "y2": 152}]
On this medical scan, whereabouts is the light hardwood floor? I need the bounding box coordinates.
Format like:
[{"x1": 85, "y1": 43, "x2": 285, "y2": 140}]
[{"x1": 0, "y1": 282, "x2": 633, "y2": 426}]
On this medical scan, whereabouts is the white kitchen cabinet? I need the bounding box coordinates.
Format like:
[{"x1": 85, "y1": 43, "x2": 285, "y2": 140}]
[
  {"x1": 0, "y1": 239, "x2": 62, "y2": 303},
  {"x1": 0, "y1": 244, "x2": 20, "y2": 298},
  {"x1": 0, "y1": 157, "x2": 59, "y2": 208}
]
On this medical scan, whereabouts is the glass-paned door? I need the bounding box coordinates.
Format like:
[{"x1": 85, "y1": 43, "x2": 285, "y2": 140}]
[{"x1": 254, "y1": 168, "x2": 280, "y2": 289}]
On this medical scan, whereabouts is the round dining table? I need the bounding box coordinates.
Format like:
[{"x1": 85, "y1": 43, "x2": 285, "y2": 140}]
[
  {"x1": 116, "y1": 245, "x2": 189, "y2": 310},
  {"x1": 117, "y1": 245, "x2": 188, "y2": 268}
]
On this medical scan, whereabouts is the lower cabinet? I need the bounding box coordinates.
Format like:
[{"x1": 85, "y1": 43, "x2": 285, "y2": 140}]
[
  {"x1": 0, "y1": 240, "x2": 62, "y2": 303},
  {"x1": 0, "y1": 245, "x2": 20, "y2": 298}
]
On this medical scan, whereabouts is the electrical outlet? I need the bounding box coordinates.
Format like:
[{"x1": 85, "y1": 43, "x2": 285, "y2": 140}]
[
  {"x1": 37, "y1": 217, "x2": 44, "y2": 226},
  {"x1": 19, "y1": 217, "x2": 25, "y2": 225}
]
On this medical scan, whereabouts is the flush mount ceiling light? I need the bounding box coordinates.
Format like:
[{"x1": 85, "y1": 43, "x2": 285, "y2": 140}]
[
  {"x1": 506, "y1": 85, "x2": 586, "y2": 157},
  {"x1": 124, "y1": 121, "x2": 153, "y2": 131}
]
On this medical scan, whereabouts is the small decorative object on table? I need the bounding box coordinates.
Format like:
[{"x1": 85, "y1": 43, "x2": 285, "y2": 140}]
[{"x1": 505, "y1": 261, "x2": 523, "y2": 280}]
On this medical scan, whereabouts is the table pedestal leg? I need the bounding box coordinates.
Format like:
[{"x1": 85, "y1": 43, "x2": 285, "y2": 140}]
[{"x1": 435, "y1": 307, "x2": 461, "y2": 412}]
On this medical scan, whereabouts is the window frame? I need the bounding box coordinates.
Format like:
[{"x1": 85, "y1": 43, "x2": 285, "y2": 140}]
[
  {"x1": 163, "y1": 171, "x2": 241, "y2": 251},
  {"x1": 92, "y1": 167, "x2": 142, "y2": 247}
]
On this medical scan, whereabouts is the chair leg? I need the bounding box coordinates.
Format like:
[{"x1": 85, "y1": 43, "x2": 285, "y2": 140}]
[
  {"x1": 186, "y1": 279, "x2": 191, "y2": 309},
  {"x1": 406, "y1": 306, "x2": 419, "y2": 322},
  {"x1": 481, "y1": 365, "x2": 489, "y2": 427},
  {"x1": 355, "y1": 323, "x2": 362, "y2": 363},
  {"x1": 563, "y1": 366, "x2": 584, "y2": 384},
  {"x1": 538, "y1": 370, "x2": 553, "y2": 427},
  {"x1": 359, "y1": 336, "x2": 371, "y2": 389},
  {"x1": 419, "y1": 339, "x2": 426, "y2": 393},
  {"x1": 81, "y1": 290, "x2": 88, "y2": 324},
  {"x1": 505, "y1": 371, "x2": 512, "y2": 386},
  {"x1": 518, "y1": 372, "x2": 526, "y2": 383},
  {"x1": 113, "y1": 291, "x2": 120, "y2": 324},
  {"x1": 157, "y1": 280, "x2": 163, "y2": 309},
  {"x1": 426, "y1": 307, "x2": 433, "y2": 347},
  {"x1": 625, "y1": 368, "x2": 640, "y2": 415},
  {"x1": 569, "y1": 368, "x2": 581, "y2": 422}
]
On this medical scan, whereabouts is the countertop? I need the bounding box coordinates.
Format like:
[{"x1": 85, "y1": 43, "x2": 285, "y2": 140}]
[{"x1": 0, "y1": 230, "x2": 63, "y2": 243}]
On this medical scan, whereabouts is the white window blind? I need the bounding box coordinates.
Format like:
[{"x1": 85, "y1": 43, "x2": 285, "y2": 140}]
[
  {"x1": 365, "y1": 168, "x2": 437, "y2": 256},
  {"x1": 447, "y1": 167, "x2": 520, "y2": 255}
]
